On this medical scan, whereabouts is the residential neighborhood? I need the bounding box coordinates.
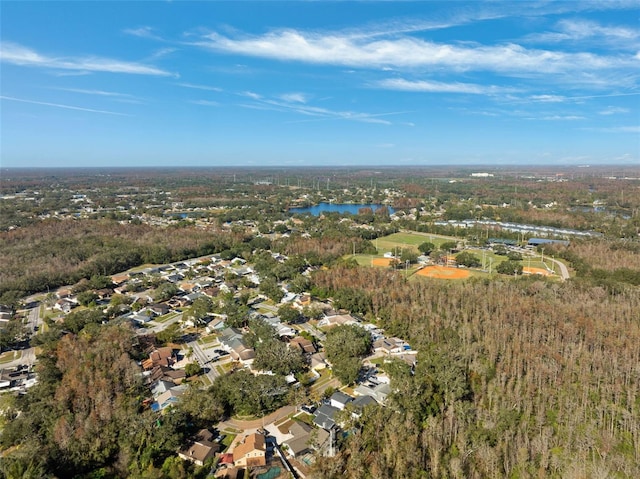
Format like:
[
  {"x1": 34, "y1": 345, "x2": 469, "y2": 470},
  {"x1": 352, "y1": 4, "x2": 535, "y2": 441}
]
[{"x1": 1, "y1": 248, "x2": 420, "y2": 478}]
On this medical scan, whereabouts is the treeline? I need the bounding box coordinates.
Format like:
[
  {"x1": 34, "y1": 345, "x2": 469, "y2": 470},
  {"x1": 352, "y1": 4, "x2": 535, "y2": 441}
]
[
  {"x1": 541, "y1": 240, "x2": 640, "y2": 290},
  {"x1": 0, "y1": 219, "x2": 248, "y2": 304},
  {"x1": 310, "y1": 266, "x2": 640, "y2": 478}
]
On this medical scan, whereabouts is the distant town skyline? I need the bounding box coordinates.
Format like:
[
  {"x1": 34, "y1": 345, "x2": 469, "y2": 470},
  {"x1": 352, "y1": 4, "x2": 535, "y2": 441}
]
[{"x1": 1, "y1": 1, "x2": 639, "y2": 168}]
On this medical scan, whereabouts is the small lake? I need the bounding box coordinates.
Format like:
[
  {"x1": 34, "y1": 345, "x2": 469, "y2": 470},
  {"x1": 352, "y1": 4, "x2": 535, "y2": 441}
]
[{"x1": 289, "y1": 202, "x2": 394, "y2": 216}]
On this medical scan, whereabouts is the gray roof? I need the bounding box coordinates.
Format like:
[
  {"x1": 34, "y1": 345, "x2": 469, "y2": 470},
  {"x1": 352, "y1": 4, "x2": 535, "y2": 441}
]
[
  {"x1": 352, "y1": 395, "x2": 376, "y2": 409},
  {"x1": 313, "y1": 404, "x2": 339, "y2": 430},
  {"x1": 330, "y1": 391, "x2": 353, "y2": 407}
]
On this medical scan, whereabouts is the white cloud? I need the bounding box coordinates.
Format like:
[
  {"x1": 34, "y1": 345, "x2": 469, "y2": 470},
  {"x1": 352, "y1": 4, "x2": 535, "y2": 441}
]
[
  {"x1": 146, "y1": 47, "x2": 177, "y2": 61},
  {"x1": 190, "y1": 100, "x2": 219, "y2": 106},
  {"x1": 529, "y1": 94, "x2": 567, "y2": 103},
  {"x1": 279, "y1": 92, "x2": 308, "y2": 103},
  {"x1": 238, "y1": 92, "x2": 407, "y2": 125},
  {"x1": 0, "y1": 41, "x2": 175, "y2": 76},
  {"x1": 194, "y1": 29, "x2": 636, "y2": 75},
  {"x1": 527, "y1": 19, "x2": 640, "y2": 47},
  {"x1": 599, "y1": 106, "x2": 630, "y2": 115},
  {"x1": 176, "y1": 82, "x2": 222, "y2": 92},
  {"x1": 123, "y1": 26, "x2": 164, "y2": 41},
  {"x1": 0, "y1": 95, "x2": 129, "y2": 116},
  {"x1": 375, "y1": 78, "x2": 507, "y2": 95},
  {"x1": 242, "y1": 91, "x2": 262, "y2": 100},
  {"x1": 55, "y1": 88, "x2": 137, "y2": 99},
  {"x1": 538, "y1": 115, "x2": 586, "y2": 121}
]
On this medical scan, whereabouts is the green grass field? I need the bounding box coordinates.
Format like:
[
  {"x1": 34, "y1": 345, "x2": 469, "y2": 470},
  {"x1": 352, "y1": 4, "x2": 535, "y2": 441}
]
[
  {"x1": 0, "y1": 350, "x2": 21, "y2": 364},
  {"x1": 373, "y1": 231, "x2": 459, "y2": 255},
  {"x1": 155, "y1": 311, "x2": 180, "y2": 323}
]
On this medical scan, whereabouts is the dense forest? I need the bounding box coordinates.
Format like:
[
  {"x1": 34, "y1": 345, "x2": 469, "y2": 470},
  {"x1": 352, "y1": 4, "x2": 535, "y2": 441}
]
[{"x1": 310, "y1": 267, "x2": 640, "y2": 478}]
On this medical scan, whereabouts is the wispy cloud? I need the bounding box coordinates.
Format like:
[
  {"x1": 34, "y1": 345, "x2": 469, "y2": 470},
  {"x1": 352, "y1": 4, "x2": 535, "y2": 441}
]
[
  {"x1": 526, "y1": 19, "x2": 640, "y2": 48},
  {"x1": 529, "y1": 94, "x2": 567, "y2": 103},
  {"x1": 238, "y1": 92, "x2": 407, "y2": 125},
  {"x1": 598, "y1": 106, "x2": 630, "y2": 115},
  {"x1": 242, "y1": 91, "x2": 261, "y2": 100},
  {"x1": 279, "y1": 92, "x2": 308, "y2": 103},
  {"x1": 176, "y1": 82, "x2": 222, "y2": 92},
  {"x1": 190, "y1": 99, "x2": 219, "y2": 106},
  {"x1": 146, "y1": 47, "x2": 177, "y2": 61},
  {"x1": 374, "y1": 78, "x2": 509, "y2": 95},
  {"x1": 123, "y1": 26, "x2": 164, "y2": 41},
  {"x1": 0, "y1": 95, "x2": 130, "y2": 116},
  {"x1": 0, "y1": 41, "x2": 175, "y2": 76},
  {"x1": 53, "y1": 88, "x2": 144, "y2": 104},
  {"x1": 536, "y1": 115, "x2": 586, "y2": 121},
  {"x1": 194, "y1": 28, "x2": 636, "y2": 75},
  {"x1": 55, "y1": 88, "x2": 136, "y2": 98}
]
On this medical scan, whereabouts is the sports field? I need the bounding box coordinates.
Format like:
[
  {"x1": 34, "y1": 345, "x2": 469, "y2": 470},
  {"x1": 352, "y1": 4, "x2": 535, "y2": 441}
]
[
  {"x1": 523, "y1": 266, "x2": 552, "y2": 276},
  {"x1": 416, "y1": 265, "x2": 470, "y2": 279},
  {"x1": 374, "y1": 231, "x2": 458, "y2": 254},
  {"x1": 372, "y1": 258, "x2": 394, "y2": 267}
]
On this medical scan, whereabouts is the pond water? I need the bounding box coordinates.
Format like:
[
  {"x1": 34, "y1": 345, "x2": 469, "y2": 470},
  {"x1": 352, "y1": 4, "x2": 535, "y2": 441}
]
[{"x1": 289, "y1": 202, "x2": 394, "y2": 216}]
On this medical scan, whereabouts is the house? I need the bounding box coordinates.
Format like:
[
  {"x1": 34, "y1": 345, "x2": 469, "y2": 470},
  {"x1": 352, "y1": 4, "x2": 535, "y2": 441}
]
[
  {"x1": 354, "y1": 381, "x2": 392, "y2": 405},
  {"x1": 178, "y1": 429, "x2": 221, "y2": 466},
  {"x1": 206, "y1": 317, "x2": 226, "y2": 333},
  {"x1": 351, "y1": 395, "x2": 376, "y2": 417},
  {"x1": 218, "y1": 328, "x2": 255, "y2": 364},
  {"x1": 233, "y1": 433, "x2": 267, "y2": 468},
  {"x1": 151, "y1": 386, "x2": 186, "y2": 411},
  {"x1": 95, "y1": 288, "x2": 113, "y2": 300},
  {"x1": 142, "y1": 347, "x2": 175, "y2": 370},
  {"x1": 296, "y1": 294, "x2": 312, "y2": 308},
  {"x1": 148, "y1": 303, "x2": 170, "y2": 316},
  {"x1": 289, "y1": 336, "x2": 316, "y2": 355},
  {"x1": 330, "y1": 391, "x2": 354, "y2": 410},
  {"x1": 54, "y1": 298, "x2": 76, "y2": 314},
  {"x1": 283, "y1": 421, "x2": 329, "y2": 458},
  {"x1": 56, "y1": 288, "x2": 73, "y2": 299},
  {"x1": 131, "y1": 312, "x2": 154, "y2": 325},
  {"x1": 317, "y1": 314, "x2": 357, "y2": 328},
  {"x1": 373, "y1": 337, "x2": 405, "y2": 355},
  {"x1": 111, "y1": 273, "x2": 130, "y2": 285},
  {"x1": 150, "y1": 379, "x2": 176, "y2": 397},
  {"x1": 310, "y1": 352, "x2": 327, "y2": 370},
  {"x1": 313, "y1": 404, "x2": 339, "y2": 430}
]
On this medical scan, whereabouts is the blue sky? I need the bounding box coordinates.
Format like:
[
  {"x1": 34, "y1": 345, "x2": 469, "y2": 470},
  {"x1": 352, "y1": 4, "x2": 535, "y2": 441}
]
[{"x1": 1, "y1": 1, "x2": 639, "y2": 167}]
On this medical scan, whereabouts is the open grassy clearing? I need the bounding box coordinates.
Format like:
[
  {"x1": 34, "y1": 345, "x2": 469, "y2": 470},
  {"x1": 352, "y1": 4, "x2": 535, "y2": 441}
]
[
  {"x1": 0, "y1": 350, "x2": 21, "y2": 364},
  {"x1": 374, "y1": 231, "x2": 458, "y2": 253},
  {"x1": 198, "y1": 334, "x2": 219, "y2": 345}
]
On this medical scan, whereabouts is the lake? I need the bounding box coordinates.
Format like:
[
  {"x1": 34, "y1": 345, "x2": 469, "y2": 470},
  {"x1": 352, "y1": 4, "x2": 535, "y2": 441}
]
[{"x1": 289, "y1": 202, "x2": 394, "y2": 216}]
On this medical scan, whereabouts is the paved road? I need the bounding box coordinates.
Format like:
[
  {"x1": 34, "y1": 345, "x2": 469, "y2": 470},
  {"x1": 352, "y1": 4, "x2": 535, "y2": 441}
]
[
  {"x1": 218, "y1": 405, "x2": 296, "y2": 431},
  {"x1": 548, "y1": 256, "x2": 570, "y2": 280},
  {"x1": 1, "y1": 307, "x2": 41, "y2": 370},
  {"x1": 187, "y1": 339, "x2": 221, "y2": 383},
  {"x1": 0, "y1": 348, "x2": 36, "y2": 370}
]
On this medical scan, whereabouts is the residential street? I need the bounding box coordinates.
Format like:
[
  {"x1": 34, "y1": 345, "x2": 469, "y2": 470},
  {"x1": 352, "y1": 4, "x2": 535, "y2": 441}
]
[{"x1": 186, "y1": 338, "x2": 221, "y2": 382}]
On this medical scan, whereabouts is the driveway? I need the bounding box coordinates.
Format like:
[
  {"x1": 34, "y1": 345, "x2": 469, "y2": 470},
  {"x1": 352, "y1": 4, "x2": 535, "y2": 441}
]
[{"x1": 218, "y1": 405, "x2": 296, "y2": 431}]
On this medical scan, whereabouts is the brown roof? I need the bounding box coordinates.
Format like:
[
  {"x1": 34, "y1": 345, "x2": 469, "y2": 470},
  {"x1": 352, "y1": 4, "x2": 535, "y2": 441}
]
[
  {"x1": 233, "y1": 433, "x2": 266, "y2": 465},
  {"x1": 290, "y1": 336, "x2": 316, "y2": 354},
  {"x1": 179, "y1": 439, "x2": 220, "y2": 465}
]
